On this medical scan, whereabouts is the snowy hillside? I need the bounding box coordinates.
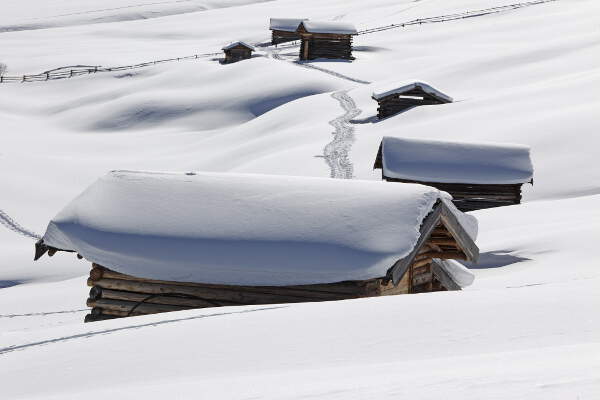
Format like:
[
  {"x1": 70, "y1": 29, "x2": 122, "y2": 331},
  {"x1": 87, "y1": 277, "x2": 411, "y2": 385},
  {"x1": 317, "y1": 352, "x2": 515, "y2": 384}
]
[{"x1": 1, "y1": 0, "x2": 599, "y2": 398}]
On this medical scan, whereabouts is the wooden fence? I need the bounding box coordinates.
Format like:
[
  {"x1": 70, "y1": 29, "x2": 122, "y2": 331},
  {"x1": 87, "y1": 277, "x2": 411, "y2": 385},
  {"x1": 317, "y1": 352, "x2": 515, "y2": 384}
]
[
  {"x1": 0, "y1": 0, "x2": 557, "y2": 84},
  {"x1": 357, "y1": 0, "x2": 556, "y2": 35},
  {"x1": 0, "y1": 52, "x2": 220, "y2": 83}
]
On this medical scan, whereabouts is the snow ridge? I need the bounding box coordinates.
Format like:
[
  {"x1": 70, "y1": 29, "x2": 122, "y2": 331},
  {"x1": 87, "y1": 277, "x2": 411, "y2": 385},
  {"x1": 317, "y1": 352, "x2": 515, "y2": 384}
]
[{"x1": 323, "y1": 91, "x2": 362, "y2": 179}]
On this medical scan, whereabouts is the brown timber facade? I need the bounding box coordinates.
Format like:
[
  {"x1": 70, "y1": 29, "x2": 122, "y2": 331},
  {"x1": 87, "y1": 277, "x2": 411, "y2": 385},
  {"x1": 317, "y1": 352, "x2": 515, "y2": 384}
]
[
  {"x1": 297, "y1": 23, "x2": 355, "y2": 61},
  {"x1": 373, "y1": 86, "x2": 452, "y2": 119},
  {"x1": 223, "y1": 43, "x2": 254, "y2": 63}
]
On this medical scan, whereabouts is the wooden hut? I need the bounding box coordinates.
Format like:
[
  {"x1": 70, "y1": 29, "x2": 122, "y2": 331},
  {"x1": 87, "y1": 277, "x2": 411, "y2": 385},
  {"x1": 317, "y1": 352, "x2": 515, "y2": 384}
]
[
  {"x1": 222, "y1": 41, "x2": 255, "y2": 63},
  {"x1": 372, "y1": 81, "x2": 453, "y2": 119},
  {"x1": 296, "y1": 21, "x2": 357, "y2": 61},
  {"x1": 34, "y1": 171, "x2": 478, "y2": 322},
  {"x1": 269, "y1": 18, "x2": 307, "y2": 45},
  {"x1": 374, "y1": 136, "x2": 534, "y2": 212}
]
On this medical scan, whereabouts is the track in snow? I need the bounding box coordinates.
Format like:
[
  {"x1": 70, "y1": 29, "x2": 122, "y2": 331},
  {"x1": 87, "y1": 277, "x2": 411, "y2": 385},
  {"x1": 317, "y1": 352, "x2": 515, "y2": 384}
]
[
  {"x1": 0, "y1": 209, "x2": 41, "y2": 240},
  {"x1": 323, "y1": 91, "x2": 362, "y2": 179},
  {"x1": 268, "y1": 48, "x2": 371, "y2": 85}
]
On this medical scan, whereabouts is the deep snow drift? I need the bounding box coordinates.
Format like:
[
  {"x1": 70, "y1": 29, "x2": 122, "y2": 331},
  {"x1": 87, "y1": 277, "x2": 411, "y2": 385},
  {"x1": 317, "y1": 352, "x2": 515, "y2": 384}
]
[{"x1": 1, "y1": 0, "x2": 599, "y2": 398}]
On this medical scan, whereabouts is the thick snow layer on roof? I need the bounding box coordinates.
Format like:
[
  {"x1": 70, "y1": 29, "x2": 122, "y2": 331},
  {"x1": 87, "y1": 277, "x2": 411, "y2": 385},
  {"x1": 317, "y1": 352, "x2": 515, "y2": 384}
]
[
  {"x1": 301, "y1": 21, "x2": 357, "y2": 35},
  {"x1": 221, "y1": 41, "x2": 255, "y2": 51},
  {"x1": 436, "y1": 259, "x2": 475, "y2": 288},
  {"x1": 269, "y1": 18, "x2": 307, "y2": 32},
  {"x1": 379, "y1": 137, "x2": 534, "y2": 185},
  {"x1": 41, "y1": 171, "x2": 450, "y2": 286},
  {"x1": 372, "y1": 80, "x2": 453, "y2": 102}
]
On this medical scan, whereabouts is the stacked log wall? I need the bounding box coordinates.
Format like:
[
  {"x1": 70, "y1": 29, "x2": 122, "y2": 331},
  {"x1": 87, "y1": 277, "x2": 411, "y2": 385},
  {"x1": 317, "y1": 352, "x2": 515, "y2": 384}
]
[
  {"x1": 383, "y1": 177, "x2": 523, "y2": 212},
  {"x1": 300, "y1": 36, "x2": 354, "y2": 60},
  {"x1": 271, "y1": 30, "x2": 300, "y2": 45},
  {"x1": 84, "y1": 265, "x2": 404, "y2": 321},
  {"x1": 375, "y1": 90, "x2": 448, "y2": 119}
]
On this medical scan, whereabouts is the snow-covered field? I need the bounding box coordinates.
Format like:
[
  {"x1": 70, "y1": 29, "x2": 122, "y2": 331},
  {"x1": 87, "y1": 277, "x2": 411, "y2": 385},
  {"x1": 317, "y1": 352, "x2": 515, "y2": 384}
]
[{"x1": 1, "y1": 0, "x2": 599, "y2": 398}]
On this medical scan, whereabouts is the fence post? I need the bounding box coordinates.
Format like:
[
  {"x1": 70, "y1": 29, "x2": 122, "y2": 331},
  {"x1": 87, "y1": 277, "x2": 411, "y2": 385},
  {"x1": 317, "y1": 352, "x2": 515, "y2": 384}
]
[
  {"x1": 0, "y1": 76, "x2": 3, "y2": 83},
  {"x1": 22, "y1": 75, "x2": 26, "y2": 83},
  {"x1": 46, "y1": 73, "x2": 50, "y2": 81},
  {"x1": 70, "y1": 70, "x2": 73, "y2": 78}
]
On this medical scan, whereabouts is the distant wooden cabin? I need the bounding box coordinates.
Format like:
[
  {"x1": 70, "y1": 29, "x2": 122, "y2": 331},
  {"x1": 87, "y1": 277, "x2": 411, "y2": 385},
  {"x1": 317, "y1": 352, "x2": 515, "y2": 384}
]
[
  {"x1": 372, "y1": 82, "x2": 453, "y2": 119},
  {"x1": 296, "y1": 21, "x2": 357, "y2": 61},
  {"x1": 374, "y1": 136, "x2": 534, "y2": 212},
  {"x1": 34, "y1": 171, "x2": 478, "y2": 322},
  {"x1": 269, "y1": 18, "x2": 307, "y2": 45},
  {"x1": 222, "y1": 41, "x2": 255, "y2": 63}
]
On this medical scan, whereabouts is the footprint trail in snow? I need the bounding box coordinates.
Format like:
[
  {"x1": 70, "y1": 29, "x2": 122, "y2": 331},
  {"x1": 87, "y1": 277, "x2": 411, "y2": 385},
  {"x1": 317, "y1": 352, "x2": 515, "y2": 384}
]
[{"x1": 324, "y1": 90, "x2": 362, "y2": 179}]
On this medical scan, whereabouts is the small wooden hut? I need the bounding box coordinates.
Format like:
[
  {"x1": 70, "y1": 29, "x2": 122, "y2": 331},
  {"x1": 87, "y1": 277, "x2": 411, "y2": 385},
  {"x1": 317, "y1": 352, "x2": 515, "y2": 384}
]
[
  {"x1": 222, "y1": 41, "x2": 255, "y2": 63},
  {"x1": 296, "y1": 21, "x2": 357, "y2": 61},
  {"x1": 34, "y1": 171, "x2": 478, "y2": 322},
  {"x1": 372, "y1": 81, "x2": 453, "y2": 119},
  {"x1": 374, "y1": 136, "x2": 534, "y2": 212},
  {"x1": 269, "y1": 18, "x2": 307, "y2": 45}
]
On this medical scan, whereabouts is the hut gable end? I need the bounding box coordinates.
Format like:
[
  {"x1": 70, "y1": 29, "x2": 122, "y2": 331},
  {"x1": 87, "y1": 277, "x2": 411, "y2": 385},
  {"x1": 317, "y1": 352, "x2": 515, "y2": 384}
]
[{"x1": 388, "y1": 199, "x2": 478, "y2": 291}]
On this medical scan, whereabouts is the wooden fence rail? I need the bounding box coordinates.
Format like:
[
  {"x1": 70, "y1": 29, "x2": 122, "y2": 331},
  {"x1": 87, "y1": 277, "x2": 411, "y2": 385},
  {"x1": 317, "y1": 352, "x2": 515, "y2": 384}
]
[{"x1": 0, "y1": 52, "x2": 221, "y2": 84}]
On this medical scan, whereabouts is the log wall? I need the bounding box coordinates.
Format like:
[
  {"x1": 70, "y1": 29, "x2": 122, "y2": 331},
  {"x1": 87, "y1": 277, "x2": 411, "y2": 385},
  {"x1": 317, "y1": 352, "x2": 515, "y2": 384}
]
[
  {"x1": 375, "y1": 88, "x2": 449, "y2": 119},
  {"x1": 224, "y1": 48, "x2": 252, "y2": 64},
  {"x1": 271, "y1": 30, "x2": 300, "y2": 45},
  {"x1": 300, "y1": 35, "x2": 354, "y2": 60},
  {"x1": 382, "y1": 177, "x2": 524, "y2": 212}
]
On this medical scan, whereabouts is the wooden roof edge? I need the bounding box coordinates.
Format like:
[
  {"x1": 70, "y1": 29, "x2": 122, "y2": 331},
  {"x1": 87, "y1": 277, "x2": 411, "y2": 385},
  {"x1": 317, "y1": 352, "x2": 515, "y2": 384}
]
[
  {"x1": 34, "y1": 239, "x2": 76, "y2": 261},
  {"x1": 387, "y1": 201, "x2": 442, "y2": 285},
  {"x1": 439, "y1": 198, "x2": 479, "y2": 262}
]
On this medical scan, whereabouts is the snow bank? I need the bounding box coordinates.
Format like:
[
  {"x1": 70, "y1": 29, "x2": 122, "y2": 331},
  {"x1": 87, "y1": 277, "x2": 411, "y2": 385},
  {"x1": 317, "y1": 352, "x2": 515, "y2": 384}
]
[
  {"x1": 302, "y1": 21, "x2": 357, "y2": 35},
  {"x1": 372, "y1": 80, "x2": 453, "y2": 102},
  {"x1": 436, "y1": 259, "x2": 475, "y2": 288},
  {"x1": 41, "y1": 171, "x2": 449, "y2": 285},
  {"x1": 378, "y1": 136, "x2": 534, "y2": 185},
  {"x1": 269, "y1": 18, "x2": 307, "y2": 32}
]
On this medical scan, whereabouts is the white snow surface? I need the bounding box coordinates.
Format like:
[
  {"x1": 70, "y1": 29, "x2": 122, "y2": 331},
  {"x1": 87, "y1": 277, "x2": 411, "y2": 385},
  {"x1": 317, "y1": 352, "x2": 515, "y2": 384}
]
[
  {"x1": 222, "y1": 41, "x2": 256, "y2": 51},
  {"x1": 378, "y1": 136, "x2": 534, "y2": 184},
  {"x1": 42, "y1": 170, "x2": 448, "y2": 285},
  {"x1": 2, "y1": 0, "x2": 600, "y2": 398},
  {"x1": 269, "y1": 17, "x2": 307, "y2": 32},
  {"x1": 436, "y1": 259, "x2": 475, "y2": 287},
  {"x1": 372, "y1": 80, "x2": 453, "y2": 102},
  {"x1": 301, "y1": 20, "x2": 357, "y2": 35}
]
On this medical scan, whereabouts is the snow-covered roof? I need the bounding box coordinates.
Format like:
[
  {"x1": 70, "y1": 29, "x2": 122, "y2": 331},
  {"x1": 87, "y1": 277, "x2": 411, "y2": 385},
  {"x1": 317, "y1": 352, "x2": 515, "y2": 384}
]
[
  {"x1": 270, "y1": 18, "x2": 307, "y2": 32},
  {"x1": 300, "y1": 21, "x2": 357, "y2": 35},
  {"x1": 376, "y1": 137, "x2": 534, "y2": 185},
  {"x1": 39, "y1": 170, "x2": 453, "y2": 286},
  {"x1": 221, "y1": 41, "x2": 255, "y2": 51},
  {"x1": 372, "y1": 81, "x2": 453, "y2": 102}
]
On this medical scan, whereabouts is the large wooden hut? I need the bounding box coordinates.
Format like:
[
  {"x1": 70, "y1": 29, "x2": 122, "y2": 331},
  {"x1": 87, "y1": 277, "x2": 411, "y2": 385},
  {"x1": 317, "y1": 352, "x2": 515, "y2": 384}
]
[
  {"x1": 269, "y1": 18, "x2": 307, "y2": 45},
  {"x1": 296, "y1": 21, "x2": 357, "y2": 60},
  {"x1": 374, "y1": 136, "x2": 534, "y2": 212},
  {"x1": 34, "y1": 171, "x2": 478, "y2": 322},
  {"x1": 372, "y1": 81, "x2": 453, "y2": 119},
  {"x1": 222, "y1": 41, "x2": 255, "y2": 63}
]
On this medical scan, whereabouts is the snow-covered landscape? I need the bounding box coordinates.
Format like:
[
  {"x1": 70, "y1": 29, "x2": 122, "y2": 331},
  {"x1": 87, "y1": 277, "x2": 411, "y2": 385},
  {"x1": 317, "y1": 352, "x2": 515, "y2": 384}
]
[{"x1": 1, "y1": 0, "x2": 599, "y2": 398}]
